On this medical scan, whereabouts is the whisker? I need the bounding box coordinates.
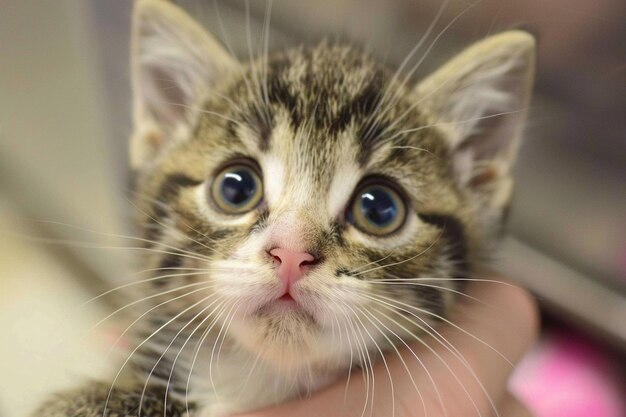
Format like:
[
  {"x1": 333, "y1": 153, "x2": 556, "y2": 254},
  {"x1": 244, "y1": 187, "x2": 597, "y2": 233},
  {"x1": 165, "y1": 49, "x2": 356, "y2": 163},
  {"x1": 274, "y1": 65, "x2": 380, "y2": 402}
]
[
  {"x1": 377, "y1": 276, "x2": 519, "y2": 290},
  {"x1": 138, "y1": 296, "x2": 225, "y2": 415},
  {"x1": 212, "y1": 0, "x2": 267, "y2": 122},
  {"x1": 260, "y1": 0, "x2": 273, "y2": 116},
  {"x1": 209, "y1": 301, "x2": 240, "y2": 388},
  {"x1": 127, "y1": 195, "x2": 221, "y2": 252},
  {"x1": 182, "y1": 300, "x2": 232, "y2": 415},
  {"x1": 347, "y1": 252, "x2": 395, "y2": 275},
  {"x1": 79, "y1": 267, "x2": 232, "y2": 307},
  {"x1": 382, "y1": 108, "x2": 529, "y2": 145},
  {"x1": 360, "y1": 297, "x2": 452, "y2": 417},
  {"x1": 164, "y1": 299, "x2": 235, "y2": 417},
  {"x1": 367, "y1": 279, "x2": 487, "y2": 305},
  {"x1": 376, "y1": 1, "x2": 481, "y2": 138},
  {"x1": 187, "y1": 301, "x2": 239, "y2": 408},
  {"x1": 354, "y1": 232, "x2": 442, "y2": 276},
  {"x1": 365, "y1": 290, "x2": 513, "y2": 367},
  {"x1": 353, "y1": 304, "x2": 427, "y2": 417},
  {"x1": 164, "y1": 101, "x2": 246, "y2": 127},
  {"x1": 388, "y1": 145, "x2": 440, "y2": 161},
  {"x1": 356, "y1": 290, "x2": 496, "y2": 417},
  {"x1": 85, "y1": 279, "x2": 215, "y2": 338},
  {"x1": 340, "y1": 299, "x2": 374, "y2": 417},
  {"x1": 326, "y1": 299, "x2": 353, "y2": 403},
  {"x1": 102, "y1": 292, "x2": 218, "y2": 417},
  {"x1": 244, "y1": 0, "x2": 272, "y2": 124},
  {"x1": 342, "y1": 301, "x2": 396, "y2": 417},
  {"x1": 19, "y1": 225, "x2": 214, "y2": 265},
  {"x1": 360, "y1": 0, "x2": 450, "y2": 142},
  {"x1": 237, "y1": 341, "x2": 266, "y2": 394}
]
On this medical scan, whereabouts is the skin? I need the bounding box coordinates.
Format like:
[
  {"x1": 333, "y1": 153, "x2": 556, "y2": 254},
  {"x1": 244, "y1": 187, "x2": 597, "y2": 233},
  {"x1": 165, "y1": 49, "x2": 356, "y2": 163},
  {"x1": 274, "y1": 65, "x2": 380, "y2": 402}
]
[{"x1": 238, "y1": 276, "x2": 539, "y2": 417}]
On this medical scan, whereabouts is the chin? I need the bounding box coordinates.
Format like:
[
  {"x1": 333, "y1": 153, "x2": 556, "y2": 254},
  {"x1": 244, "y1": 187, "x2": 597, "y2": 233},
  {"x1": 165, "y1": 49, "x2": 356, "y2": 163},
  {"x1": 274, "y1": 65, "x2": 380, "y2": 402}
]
[{"x1": 229, "y1": 299, "x2": 332, "y2": 369}]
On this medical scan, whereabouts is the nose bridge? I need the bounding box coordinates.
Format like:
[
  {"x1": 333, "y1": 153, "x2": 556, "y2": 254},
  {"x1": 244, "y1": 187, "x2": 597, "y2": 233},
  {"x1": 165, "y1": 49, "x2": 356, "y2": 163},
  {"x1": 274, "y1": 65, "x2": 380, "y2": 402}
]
[
  {"x1": 267, "y1": 207, "x2": 322, "y2": 253},
  {"x1": 265, "y1": 141, "x2": 332, "y2": 252}
]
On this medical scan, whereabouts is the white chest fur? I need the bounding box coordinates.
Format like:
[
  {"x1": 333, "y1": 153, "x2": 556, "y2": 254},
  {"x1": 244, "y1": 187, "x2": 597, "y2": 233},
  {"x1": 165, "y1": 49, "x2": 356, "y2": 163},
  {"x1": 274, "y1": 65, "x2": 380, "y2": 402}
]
[{"x1": 188, "y1": 347, "x2": 342, "y2": 417}]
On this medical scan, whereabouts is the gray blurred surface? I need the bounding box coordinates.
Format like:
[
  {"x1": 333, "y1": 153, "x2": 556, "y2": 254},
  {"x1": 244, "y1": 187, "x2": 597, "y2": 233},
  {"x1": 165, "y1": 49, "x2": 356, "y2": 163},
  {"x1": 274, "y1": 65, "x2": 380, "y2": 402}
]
[{"x1": 0, "y1": 0, "x2": 131, "y2": 286}]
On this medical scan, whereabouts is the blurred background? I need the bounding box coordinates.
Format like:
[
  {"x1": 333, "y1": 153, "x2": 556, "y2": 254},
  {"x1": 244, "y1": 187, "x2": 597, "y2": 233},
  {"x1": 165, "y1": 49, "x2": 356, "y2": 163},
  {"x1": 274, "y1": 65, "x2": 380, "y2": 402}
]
[{"x1": 0, "y1": 0, "x2": 624, "y2": 416}]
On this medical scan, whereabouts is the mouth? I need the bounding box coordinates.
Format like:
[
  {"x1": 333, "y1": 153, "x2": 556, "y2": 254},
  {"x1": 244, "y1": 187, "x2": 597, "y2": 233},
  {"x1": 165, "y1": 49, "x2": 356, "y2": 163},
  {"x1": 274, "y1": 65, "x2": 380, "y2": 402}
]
[
  {"x1": 278, "y1": 292, "x2": 295, "y2": 302},
  {"x1": 271, "y1": 282, "x2": 304, "y2": 307},
  {"x1": 263, "y1": 291, "x2": 302, "y2": 312},
  {"x1": 254, "y1": 290, "x2": 316, "y2": 321}
]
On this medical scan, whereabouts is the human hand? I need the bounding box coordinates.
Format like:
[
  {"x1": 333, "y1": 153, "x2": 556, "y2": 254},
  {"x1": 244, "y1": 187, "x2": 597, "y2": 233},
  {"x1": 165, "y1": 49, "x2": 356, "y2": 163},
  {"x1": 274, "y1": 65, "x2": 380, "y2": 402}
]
[{"x1": 237, "y1": 277, "x2": 539, "y2": 417}]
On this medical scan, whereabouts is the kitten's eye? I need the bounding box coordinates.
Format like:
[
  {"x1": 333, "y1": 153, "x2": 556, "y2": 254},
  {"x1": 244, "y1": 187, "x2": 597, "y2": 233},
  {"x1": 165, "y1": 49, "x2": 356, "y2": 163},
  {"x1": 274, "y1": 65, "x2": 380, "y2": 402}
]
[
  {"x1": 210, "y1": 163, "x2": 263, "y2": 214},
  {"x1": 348, "y1": 183, "x2": 406, "y2": 236}
]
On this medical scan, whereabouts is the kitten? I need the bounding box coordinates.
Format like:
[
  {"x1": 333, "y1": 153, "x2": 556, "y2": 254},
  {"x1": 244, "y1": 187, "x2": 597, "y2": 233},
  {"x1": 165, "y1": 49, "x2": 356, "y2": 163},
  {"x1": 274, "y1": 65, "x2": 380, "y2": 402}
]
[{"x1": 35, "y1": 0, "x2": 535, "y2": 416}]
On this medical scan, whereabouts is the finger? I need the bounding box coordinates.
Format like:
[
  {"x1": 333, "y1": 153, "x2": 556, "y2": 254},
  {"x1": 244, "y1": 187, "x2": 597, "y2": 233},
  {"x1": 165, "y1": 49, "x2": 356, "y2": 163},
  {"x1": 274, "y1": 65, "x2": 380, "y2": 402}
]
[
  {"x1": 497, "y1": 392, "x2": 535, "y2": 417},
  {"x1": 405, "y1": 277, "x2": 539, "y2": 416}
]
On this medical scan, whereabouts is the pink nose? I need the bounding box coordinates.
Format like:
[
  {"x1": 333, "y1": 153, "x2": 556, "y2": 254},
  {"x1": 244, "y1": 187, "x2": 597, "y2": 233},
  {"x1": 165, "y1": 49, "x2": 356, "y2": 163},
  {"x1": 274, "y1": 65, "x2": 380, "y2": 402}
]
[{"x1": 269, "y1": 248, "x2": 316, "y2": 291}]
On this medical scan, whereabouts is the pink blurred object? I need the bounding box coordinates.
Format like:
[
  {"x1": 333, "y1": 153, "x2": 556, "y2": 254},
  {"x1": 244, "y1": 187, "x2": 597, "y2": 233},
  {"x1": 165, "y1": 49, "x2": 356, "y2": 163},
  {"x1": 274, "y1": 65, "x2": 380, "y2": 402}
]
[{"x1": 510, "y1": 331, "x2": 625, "y2": 417}]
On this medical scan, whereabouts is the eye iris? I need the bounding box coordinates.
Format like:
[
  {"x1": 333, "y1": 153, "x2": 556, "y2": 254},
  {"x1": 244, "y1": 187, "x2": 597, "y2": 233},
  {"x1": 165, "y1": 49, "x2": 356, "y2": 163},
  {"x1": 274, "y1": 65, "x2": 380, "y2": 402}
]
[
  {"x1": 210, "y1": 162, "x2": 262, "y2": 214},
  {"x1": 348, "y1": 182, "x2": 406, "y2": 236},
  {"x1": 220, "y1": 169, "x2": 257, "y2": 207},
  {"x1": 359, "y1": 188, "x2": 397, "y2": 226}
]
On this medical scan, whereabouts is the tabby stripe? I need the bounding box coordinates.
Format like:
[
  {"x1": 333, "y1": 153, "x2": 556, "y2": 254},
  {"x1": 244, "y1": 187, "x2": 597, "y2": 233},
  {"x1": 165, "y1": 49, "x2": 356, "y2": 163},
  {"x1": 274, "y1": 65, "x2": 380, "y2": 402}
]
[
  {"x1": 145, "y1": 173, "x2": 204, "y2": 243},
  {"x1": 392, "y1": 213, "x2": 468, "y2": 318},
  {"x1": 331, "y1": 70, "x2": 385, "y2": 133},
  {"x1": 414, "y1": 285, "x2": 447, "y2": 318},
  {"x1": 419, "y1": 213, "x2": 469, "y2": 279},
  {"x1": 332, "y1": 71, "x2": 386, "y2": 165},
  {"x1": 158, "y1": 173, "x2": 204, "y2": 198},
  {"x1": 151, "y1": 253, "x2": 185, "y2": 287},
  {"x1": 267, "y1": 58, "x2": 301, "y2": 130},
  {"x1": 250, "y1": 208, "x2": 270, "y2": 232}
]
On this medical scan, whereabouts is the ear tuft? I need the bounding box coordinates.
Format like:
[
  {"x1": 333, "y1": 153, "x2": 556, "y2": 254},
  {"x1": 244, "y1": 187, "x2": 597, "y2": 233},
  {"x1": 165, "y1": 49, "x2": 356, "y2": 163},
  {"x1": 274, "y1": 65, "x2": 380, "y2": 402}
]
[
  {"x1": 416, "y1": 30, "x2": 535, "y2": 199},
  {"x1": 131, "y1": 0, "x2": 238, "y2": 168}
]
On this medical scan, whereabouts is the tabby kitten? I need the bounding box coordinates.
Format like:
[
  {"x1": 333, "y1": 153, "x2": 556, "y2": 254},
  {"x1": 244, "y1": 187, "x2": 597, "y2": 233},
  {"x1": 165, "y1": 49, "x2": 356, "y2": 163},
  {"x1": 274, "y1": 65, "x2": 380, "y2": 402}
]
[{"x1": 36, "y1": 0, "x2": 535, "y2": 416}]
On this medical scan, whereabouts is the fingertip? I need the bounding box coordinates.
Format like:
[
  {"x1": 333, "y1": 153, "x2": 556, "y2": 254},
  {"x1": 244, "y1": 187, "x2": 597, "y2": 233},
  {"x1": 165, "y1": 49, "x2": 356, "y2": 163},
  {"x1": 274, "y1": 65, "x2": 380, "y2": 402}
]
[
  {"x1": 509, "y1": 282, "x2": 541, "y2": 352},
  {"x1": 463, "y1": 275, "x2": 540, "y2": 354},
  {"x1": 499, "y1": 391, "x2": 536, "y2": 417}
]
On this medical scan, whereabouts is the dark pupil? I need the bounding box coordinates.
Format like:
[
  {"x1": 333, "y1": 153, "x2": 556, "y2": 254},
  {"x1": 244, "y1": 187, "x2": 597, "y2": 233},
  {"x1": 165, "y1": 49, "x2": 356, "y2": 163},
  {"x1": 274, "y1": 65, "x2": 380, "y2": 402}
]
[
  {"x1": 220, "y1": 169, "x2": 256, "y2": 206},
  {"x1": 360, "y1": 188, "x2": 397, "y2": 226}
]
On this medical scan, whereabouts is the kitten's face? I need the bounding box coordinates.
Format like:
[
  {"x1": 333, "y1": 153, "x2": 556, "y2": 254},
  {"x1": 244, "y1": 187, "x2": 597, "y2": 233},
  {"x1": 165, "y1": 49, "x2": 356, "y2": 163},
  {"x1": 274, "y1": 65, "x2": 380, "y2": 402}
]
[
  {"x1": 131, "y1": 0, "x2": 534, "y2": 371},
  {"x1": 138, "y1": 47, "x2": 463, "y2": 367}
]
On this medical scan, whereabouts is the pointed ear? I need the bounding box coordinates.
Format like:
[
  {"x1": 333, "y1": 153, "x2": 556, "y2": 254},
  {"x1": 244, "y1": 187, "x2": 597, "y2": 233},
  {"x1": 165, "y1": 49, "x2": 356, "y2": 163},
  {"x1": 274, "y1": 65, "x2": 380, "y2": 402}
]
[
  {"x1": 416, "y1": 31, "x2": 535, "y2": 211},
  {"x1": 130, "y1": 0, "x2": 238, "y2": 168}
]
